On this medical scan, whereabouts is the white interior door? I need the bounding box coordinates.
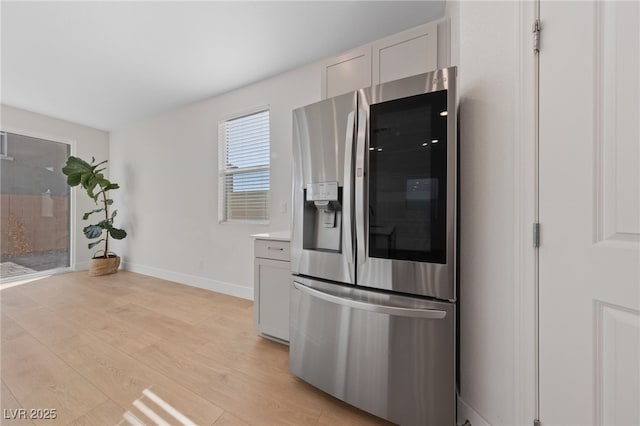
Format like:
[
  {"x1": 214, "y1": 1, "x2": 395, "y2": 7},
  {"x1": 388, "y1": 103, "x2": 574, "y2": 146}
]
[{"x1": 539, "y1": 2, "x2": 640, "y2": 425}]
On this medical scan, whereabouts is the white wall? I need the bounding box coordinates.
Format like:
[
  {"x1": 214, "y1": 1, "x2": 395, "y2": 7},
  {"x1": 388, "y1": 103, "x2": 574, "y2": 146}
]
[
  {"x1": 109, "y1": 64, "x2": 320, "y2": 299},
  {"x1": 451, "y1": 1, "x2": 536, "y2": 425},
  {"x1": 1, "y1": 105, "x2": 110, "y2": 270}
]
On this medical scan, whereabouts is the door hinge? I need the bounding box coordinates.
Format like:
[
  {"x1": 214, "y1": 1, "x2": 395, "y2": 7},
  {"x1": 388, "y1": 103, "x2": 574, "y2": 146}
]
[
  {"x1": 532, "y1": 19, "x2": 541, "y2": 53},
  {"x1": 534, "y1": 419, "x2": 541, "y2": 426},
  {"x1": 533, "y1": 223, "x2": 541, "y2": 248}
]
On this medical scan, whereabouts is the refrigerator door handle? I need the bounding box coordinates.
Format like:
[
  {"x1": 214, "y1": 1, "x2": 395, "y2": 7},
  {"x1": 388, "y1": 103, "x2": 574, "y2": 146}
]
[
  {"x1": 343, "y1": 111, "x2": 355, "y2": 264},
  {"x1": 354, "y1": 108, "x2": 367, "y2": 264},
  {"x1": 293, "y1": 282, "x2": 447, "y2": 319}
]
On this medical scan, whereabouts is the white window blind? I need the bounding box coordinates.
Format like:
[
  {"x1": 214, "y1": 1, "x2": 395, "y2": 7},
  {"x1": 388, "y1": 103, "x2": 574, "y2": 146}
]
[{"x1": 219, "y1": 109, "x2": 270, "y2": 223}]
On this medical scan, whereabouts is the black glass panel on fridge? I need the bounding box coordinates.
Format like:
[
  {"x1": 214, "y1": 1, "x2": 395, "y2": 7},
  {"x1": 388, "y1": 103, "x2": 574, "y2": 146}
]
[{"x1": 368, "y1": 90, "x2": 447, "y2": 263}]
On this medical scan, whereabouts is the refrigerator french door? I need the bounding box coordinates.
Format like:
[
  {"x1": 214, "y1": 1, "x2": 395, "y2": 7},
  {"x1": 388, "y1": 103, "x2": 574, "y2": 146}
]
[
  {"x1": 290, "y1": 67, "x2": 457, "y2": 426},
  {"x1": 356, "y1": 71, "x2": 456, "y2": 300}
]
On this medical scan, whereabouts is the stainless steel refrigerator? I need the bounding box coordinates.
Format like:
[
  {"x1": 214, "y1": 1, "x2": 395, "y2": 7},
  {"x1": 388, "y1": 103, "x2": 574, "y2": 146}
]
[{"x1": 290, "y1": 67, "x2": 457, "y2": 425}]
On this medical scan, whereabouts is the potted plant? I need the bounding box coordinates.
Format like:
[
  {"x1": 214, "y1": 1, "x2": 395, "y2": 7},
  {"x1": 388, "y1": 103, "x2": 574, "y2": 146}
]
[{"x1": 62, "y1": 156, "x2": 127, "y2": 276}]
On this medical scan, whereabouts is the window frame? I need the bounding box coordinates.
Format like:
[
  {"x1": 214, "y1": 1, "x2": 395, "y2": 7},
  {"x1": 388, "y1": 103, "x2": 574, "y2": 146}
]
[{"x1": 217, "y1": 105, "x2": 271, "y2": 225}]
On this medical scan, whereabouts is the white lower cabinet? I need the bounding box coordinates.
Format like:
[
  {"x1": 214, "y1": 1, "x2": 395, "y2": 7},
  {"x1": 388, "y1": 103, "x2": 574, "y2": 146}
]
[{"x1": 253, "y1": 238, "x2": 290, "y2": 343}]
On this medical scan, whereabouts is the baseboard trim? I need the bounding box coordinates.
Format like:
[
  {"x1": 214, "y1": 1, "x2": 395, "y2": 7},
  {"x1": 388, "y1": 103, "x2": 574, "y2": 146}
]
[
  {"x1": 457, "y1": 396, "x2": 491, "y2": 426},
  {"x1": 122, "y1": 262, "x2": 253, "y2": 300}
]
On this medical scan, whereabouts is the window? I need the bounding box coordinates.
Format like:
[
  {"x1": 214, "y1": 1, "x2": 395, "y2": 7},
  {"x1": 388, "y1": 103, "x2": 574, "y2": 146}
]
[
  {"x1": 218, "y1": 109, "x2": 270, "y2": 223},
  {"x1": 0, "y1": 131, "x2": 71, "y2": 280}
]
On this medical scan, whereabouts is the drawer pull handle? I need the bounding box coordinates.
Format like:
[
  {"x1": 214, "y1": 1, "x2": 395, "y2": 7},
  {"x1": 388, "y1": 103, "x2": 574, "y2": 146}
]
[
  {"x1": 268, "y1": 246, "x2": 284, "y2": 251},
  {"x1": 293, "y1": 282, "x2": 447, "y2": 319}
]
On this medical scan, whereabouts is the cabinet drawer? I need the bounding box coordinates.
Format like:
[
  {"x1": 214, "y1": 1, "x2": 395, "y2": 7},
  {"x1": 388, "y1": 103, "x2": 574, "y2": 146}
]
[{"x1": 255, "y1": 239, "x2": 290, "y2": 261}]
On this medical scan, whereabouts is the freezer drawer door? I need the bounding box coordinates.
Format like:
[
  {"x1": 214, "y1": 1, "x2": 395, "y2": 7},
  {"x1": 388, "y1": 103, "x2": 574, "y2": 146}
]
[{"x1": 290, "y1": 277, "x2": 455, "y2": 426}]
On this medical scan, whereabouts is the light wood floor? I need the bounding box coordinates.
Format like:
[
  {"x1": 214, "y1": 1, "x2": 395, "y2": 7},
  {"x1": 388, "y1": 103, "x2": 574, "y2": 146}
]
[{"x1": 0, "y1": 271, "x2": 390, "y2": 426}]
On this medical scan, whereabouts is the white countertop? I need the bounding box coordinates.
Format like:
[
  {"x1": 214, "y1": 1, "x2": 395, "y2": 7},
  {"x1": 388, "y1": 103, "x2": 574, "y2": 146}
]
[{"x1": 251, "y1": 231, "x2": 291, "y2": 242}]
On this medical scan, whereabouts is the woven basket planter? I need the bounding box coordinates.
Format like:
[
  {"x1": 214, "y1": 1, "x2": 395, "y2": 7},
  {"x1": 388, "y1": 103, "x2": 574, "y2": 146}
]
[{"x1": 89, "y1": 254, "x2": 121, "y2": 277}]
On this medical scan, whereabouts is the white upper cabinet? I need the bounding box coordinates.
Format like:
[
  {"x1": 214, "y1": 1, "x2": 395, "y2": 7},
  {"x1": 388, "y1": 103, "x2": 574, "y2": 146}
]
[
  {"x1": 321, "y1": 46, "x2": 372, "y2": 99},
  {"x1": 372, "y1": 22, "x2": 438, "y2": 85},
  {"x1": 321, "y1": 21, "x2": 441, "y2": 99}
]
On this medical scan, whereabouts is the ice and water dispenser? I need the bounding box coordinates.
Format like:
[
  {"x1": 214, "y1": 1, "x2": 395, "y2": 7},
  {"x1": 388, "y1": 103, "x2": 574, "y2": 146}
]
[{"x1": 303, "y1": 181, "x2": 342, "y2": 252}]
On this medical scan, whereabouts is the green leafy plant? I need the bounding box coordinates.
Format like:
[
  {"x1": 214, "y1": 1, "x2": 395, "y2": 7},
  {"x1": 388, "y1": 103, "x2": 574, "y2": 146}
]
[{"x1": 62, "y1": 156, "x2": 127, "y2": 257}]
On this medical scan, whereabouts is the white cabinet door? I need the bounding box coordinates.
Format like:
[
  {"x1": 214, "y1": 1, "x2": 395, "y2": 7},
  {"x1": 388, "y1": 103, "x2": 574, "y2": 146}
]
[
  {"x1": 321, "y1": 22, "x2": 441, "y2": 100},
  {"x1": 539, "y1": 2, "x2": 640, "y2": 425},
  {"x1": 254, "y1": 257, "x2": 290, "y2": 342},
  {"x1": 321, "y1": 46, "x2": 372, "y2": 99},
  {"x1": 372, "y1": 22, "x2": 438, "y2": 85}
]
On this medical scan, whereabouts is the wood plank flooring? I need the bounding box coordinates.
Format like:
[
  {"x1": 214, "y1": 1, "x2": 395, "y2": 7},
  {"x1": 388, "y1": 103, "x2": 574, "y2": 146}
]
[{"x1": 0, "y1": 272, "x2": 390, "y2": 425}]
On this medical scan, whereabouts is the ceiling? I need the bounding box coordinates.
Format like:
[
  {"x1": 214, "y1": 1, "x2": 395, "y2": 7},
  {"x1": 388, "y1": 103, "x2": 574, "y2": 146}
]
[{"x1": 1, "y1": 1, "x2": 445, "y2": 131}]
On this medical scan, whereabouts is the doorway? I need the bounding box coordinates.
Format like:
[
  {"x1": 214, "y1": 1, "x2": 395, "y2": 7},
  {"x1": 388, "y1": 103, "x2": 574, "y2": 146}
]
[{"x1": 0, "y1": 131, "x2": 71, "y2": 280}]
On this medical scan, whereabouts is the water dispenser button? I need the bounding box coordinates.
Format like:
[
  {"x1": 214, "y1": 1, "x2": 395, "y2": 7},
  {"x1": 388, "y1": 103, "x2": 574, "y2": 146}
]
[{"x1": 322, "y1": 209, "x2": 336, "y2": 228}]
